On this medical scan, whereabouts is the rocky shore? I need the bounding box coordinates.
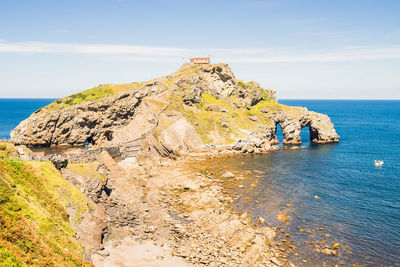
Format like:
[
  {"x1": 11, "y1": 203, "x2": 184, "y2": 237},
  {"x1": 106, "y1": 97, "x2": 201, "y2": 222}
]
[
  {"x1": 58, "y1": 149, "x2": 293, "y2": 267},
  {"x1": 11, "y1": 63, "x2": 339, "y2": 150},
  {"x1": 8, "y1": 63, "x2": 341, "y2": 266}
]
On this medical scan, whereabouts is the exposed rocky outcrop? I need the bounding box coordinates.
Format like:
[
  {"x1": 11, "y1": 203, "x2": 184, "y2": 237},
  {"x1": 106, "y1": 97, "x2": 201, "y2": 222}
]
[
  {"x1": 270, "y1": 109, "x2": 339, "y2": 145},
  {"x1": 10, "y1": 83, "x2": 165, "y2": 146},
  {"x1": 5, "y1": 63, "x2": 342, "y2": 266},
  {"x1": 50, "y1": 155, "x2": 68, "y2": 169},
  {"x1": 11, "y1": 63, "x2": 339, "y2": 156}
]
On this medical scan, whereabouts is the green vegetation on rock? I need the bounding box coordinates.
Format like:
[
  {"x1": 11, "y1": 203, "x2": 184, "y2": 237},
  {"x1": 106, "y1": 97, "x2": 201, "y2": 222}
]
[
  {"x1": 68, "y1": 162, "x2": 107, "y2": 183},
  {"x1": 47, "y1": 82, "x2": 144, "y2": 109},
  {"x1": 0, "y1": 142, "x2": 92, "y2": 266},
  {"x1": 165, "y1": 88, "x2": 278, "y2": 144}
]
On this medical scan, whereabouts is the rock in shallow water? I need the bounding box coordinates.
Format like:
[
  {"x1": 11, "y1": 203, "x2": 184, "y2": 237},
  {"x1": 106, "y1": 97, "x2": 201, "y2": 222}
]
[{"x1": 222, "y1": 171, "x2": 235, "y2": 178}]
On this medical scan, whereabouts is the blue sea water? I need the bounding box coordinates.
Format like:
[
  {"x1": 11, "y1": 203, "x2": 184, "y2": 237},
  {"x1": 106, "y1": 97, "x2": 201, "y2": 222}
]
[
  {"x1": 0, "y1": 98, "x2": 55, "y2": 140},
  {"x1": 210, "y1": 100, "x2": 400, "y2": 266},
  {"x1": 0, "y1": 99, "x2": 399, "y2": 265}
]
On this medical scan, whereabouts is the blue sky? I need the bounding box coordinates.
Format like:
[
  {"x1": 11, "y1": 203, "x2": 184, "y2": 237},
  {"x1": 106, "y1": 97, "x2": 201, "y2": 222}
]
[{"x1": 0, "y1": 0, "x2": 399, "y2": 99}]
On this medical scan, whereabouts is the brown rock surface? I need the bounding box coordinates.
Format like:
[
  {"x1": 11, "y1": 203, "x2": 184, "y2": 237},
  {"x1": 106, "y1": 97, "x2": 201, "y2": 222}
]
[
  {"x1": 77, "y1": 153, "x2": 289, "y2": 266},
  {"x1": 11, "y1": 63, "x2": 339, "y2": 154}
]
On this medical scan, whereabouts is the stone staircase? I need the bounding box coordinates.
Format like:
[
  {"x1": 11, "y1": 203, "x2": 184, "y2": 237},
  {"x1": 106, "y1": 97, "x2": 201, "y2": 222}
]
[
  {"x1": 120, "y1": 92, "x2": 171, "y2": 159},
  {"x1": 123, "y1": 138, "x2": 143, "y2": 157}
]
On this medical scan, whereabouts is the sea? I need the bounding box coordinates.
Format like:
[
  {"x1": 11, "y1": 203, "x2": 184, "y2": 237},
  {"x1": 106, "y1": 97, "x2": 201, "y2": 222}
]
[
  {"x1": 1, "y1": 99, "x2": 399, "y2": 265},
  {"x1": 0, "y1": 98, "x2": 56, "y2": 140}
]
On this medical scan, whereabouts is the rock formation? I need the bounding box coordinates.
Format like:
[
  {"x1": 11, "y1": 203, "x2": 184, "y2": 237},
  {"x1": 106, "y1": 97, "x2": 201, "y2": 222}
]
[
  {"x1": 11, "y1": 63, "x2": 339, "y2": 156},
  {"x1": 270, "y1": 109, "x2": 340, "y2": 145}
]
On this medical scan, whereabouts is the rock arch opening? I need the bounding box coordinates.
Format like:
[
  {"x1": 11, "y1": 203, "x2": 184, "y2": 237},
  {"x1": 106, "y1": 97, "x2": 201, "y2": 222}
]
[
  {"x1": 84, "y1": 136, "x2": 95, "y2": 147},
  {"x1": 273, "y1": 121, "x2": 316, "y2": 146},
  {"x1": 274, "y1": 123, "x2": 285, "y2": 144},
  {"x1": 299, "y1": 125, "x2": 313, "y2": 146},
  {"x1": 270, "y1": 110, "x2": 339, "y2": 145}
]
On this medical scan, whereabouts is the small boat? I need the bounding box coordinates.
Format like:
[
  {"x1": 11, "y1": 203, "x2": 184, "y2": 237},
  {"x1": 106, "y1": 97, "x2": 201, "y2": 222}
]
[{"x1": 374, "y1": 160, "x2": 384, "y2": 167}]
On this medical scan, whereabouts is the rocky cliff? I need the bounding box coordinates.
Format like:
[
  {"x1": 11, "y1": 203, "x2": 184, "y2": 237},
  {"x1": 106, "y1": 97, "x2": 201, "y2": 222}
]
[{"x1": 11, "y1": 63, "x2": 339, "y2": 155}]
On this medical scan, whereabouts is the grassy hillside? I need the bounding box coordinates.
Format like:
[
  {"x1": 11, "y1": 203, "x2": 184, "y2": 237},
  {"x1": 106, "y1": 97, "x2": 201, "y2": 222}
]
[
  {"x1": 165, "y1": 91, "x2": 301, "y2": 145},
  {"x1": 46, "y1": 82, "x2": 144, "y2": 110},
  {"x1": 0, "y1": 142, "x2": 92, "y2": 266}
]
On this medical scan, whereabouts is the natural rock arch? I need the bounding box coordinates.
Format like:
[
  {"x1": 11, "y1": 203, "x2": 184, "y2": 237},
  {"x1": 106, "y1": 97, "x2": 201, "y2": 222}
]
[
  {"x1": 271, "y1": 111, "x2": 339, "y2": 145},
  {"x1": 84, "y1": 136, "x2": 95, "y2": 147}
]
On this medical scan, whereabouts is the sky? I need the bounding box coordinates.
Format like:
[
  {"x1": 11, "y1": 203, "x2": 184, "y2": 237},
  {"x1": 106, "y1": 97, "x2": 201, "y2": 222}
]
[{"x1": 0, "y1": 0, "x2": 399, "y2": 99}]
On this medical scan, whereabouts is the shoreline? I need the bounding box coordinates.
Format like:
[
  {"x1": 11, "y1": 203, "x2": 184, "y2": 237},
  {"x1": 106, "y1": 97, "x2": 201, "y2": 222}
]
[{"x1": 80, "y1": 149, "x2": 293, "y2": 266}]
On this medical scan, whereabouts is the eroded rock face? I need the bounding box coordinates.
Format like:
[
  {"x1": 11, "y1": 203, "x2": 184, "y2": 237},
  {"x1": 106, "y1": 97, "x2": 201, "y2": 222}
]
[
  {"x1": 61, "y1": 165, "x2": 108, "y2": 259},
  {"x1": 232, "y1": 81, "x2": 276, "y2": 108},
  {"x1": 271, "y1": 110, "x2": 340, "y2": 144},
  {"x1": 175, "y1": 64, "x2": 237, "y2": 104},
  {"x1": 11, "y1": 63, "x2": 339, "y2": 151},
  {"x1": 11, "y1": 83, "x2": 165, "y2": 146},
  {"x1": 160, "y1": 117, "x2": 204, "y2": 152},
  {"x1": 305, "y1": 111, "x2": 340, "y2": 143}
]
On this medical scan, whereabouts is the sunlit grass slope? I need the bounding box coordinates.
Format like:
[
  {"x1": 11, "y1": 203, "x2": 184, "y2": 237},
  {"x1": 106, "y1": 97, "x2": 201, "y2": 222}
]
[{"x1": 0, "y1": 142, "x2": 92, "y2": 266}]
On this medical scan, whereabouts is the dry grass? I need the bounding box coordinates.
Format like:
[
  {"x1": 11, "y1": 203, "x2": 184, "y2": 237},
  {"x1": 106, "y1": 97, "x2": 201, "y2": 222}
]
[{"x1": 0, "y1": 143, "x2": 92, "y2": 266}]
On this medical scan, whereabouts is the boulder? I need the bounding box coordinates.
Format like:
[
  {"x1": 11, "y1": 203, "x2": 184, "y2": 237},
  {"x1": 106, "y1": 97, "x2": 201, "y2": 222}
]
[
  {"x1": 205, "y1": 104, "x2": 221, "y2": 112},
  {"x1": 51, "y1": 156, "x2": 68, "y2": 170},
  {"x1": 242, "y1": 146, "x2": 255, "y2": 153},
  {"x1": 249, "y1": 116, "x2": 258, "y2": 122},
  {"x1": 161, "y1": 117, "x2": 204, "y2": 153},
  {"x1": 221, "y1": 172, "x2": 235, "y2": 178},
  {"x1": 16, "y1": 145, "x2": 34, "y2": 161},
  {"x1": 182, "y1": 84, "x2": 203, "y2": 105},
  {"x1": 314, "y1": 245, "x2": 339, "y2": 256}
]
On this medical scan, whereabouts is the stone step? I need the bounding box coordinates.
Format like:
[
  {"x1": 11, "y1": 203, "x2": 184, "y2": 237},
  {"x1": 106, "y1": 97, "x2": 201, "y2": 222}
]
[
  {"x1": 125, "y1": 144, "x2": 141, "y2": 148},
  {"x1": 125, "y1": 147, "x2": 141, "y2": 152},
  {"x1": 123, "y1": 139, "x2": 142, "y2": 146},
  {"x1": 126, "y1": 151, "x2": 139, "y2": 157}
]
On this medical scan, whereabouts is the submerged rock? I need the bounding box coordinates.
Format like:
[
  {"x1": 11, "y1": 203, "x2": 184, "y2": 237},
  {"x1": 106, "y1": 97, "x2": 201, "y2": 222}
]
[{"x1": 314, "y1": 244, "x2": 339, "y2": 256}]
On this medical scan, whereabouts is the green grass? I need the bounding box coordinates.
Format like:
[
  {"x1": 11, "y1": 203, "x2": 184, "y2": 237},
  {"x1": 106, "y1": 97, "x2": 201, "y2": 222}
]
[
  {"x1": 165, "y1": 93, "x2": 234, "y2": 144},
  {"x1": 46, "y1": 82, "x2": 144, "y2": 110},
  {"x1": 0, "y1": 142, "x2": 17, "y2": 160},
  {"x1": 165, "y1": 92, "x2": 277, "y2": 144},
  {"x1": 49, "y1": 85, "x2": 113, "y2": 108},
  {"x1": 237, "y1": 81, "x2": 249, "y2": 89},
  {"x1": 67, "y1": 162, "x2": 107, "y2": 183},
  {"x1": 0, "y1": 142, "x2": 92, "y2": 266}
]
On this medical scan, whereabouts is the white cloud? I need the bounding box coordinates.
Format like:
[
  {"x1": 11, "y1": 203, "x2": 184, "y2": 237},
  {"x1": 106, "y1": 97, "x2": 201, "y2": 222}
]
[
  {"x1": 1, "y1": 41, "x2": 400, "y2": 63},
  {"x1": 226, "y1": 46, "x2": 400, "y2": 63},
  {"x1": 0, "y1": 41, "x2": 190, "y2": 56}
]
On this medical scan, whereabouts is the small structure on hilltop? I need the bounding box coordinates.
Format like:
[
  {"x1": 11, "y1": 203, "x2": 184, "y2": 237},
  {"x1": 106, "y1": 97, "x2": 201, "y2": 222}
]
[{"x1": 190, "y1": 56, "x2": 210, "y2": 64}]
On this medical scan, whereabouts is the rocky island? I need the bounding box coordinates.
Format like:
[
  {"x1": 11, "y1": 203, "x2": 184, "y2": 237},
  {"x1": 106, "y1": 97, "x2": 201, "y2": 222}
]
[
  {"x1": 11, "y1": 63, "x2": 339, "y2": 150},
  {"x1": 2, "y1": 63, "x2": 340, "y2": 266}
]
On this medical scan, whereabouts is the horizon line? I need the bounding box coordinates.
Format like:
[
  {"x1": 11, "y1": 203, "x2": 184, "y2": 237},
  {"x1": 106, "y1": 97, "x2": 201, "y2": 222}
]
[{"x1": 1, "y1": 97, "x2": 399, "y2": 101}]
